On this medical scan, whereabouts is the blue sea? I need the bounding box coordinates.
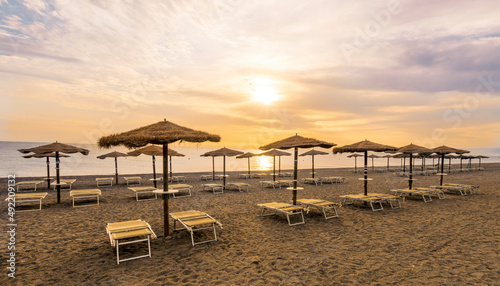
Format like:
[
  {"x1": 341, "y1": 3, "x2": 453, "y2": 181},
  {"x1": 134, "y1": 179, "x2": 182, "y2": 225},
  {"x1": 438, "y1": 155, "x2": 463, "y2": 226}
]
[{"x1": 1, "y1": 141, "x2": 499, "y2": 178}]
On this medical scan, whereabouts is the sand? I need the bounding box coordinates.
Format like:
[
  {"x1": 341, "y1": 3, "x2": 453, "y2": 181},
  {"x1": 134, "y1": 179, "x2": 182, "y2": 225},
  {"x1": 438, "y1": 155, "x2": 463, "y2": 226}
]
[{"x1": 1, "y1": 163, "x2": 499, "y2": 285}]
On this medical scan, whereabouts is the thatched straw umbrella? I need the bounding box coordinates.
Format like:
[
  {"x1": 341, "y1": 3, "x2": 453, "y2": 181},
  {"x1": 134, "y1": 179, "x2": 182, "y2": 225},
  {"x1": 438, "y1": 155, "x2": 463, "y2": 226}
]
[
  {"x1": 300, "y1": 149, "x2": 329, "y2": 178},
  {"x1": 432, "y1": 145, "x2": 469, "y2": 185},
  {"x1": 347, "y1": 153, "x2": 363, "y2": 172},
  {"x1": 260, "y1": 134, "x2": 335, "y2": 205},
  {"x1": 367, "y1": 154, "x2": 380, "y2": 171},
  {"x1": 18, "y1": 142, "x2": 89, "y2": 203},
  {"x1": 333, "y1": 140, "x2": 397, "y2": 196},
  {"x1": 236, "y1": 152, "x2": 256, "y2": 176},
  {"x1": 23, "y1": 152, "x2": 69, "y2": 189},
  {"x1": 201, "y1": 147, "x2": 244, "y2": 187},
  {"x1": 257, "y1": 149, "x2": 292, "y2": 181},
  {"x1": 98, "y1": 119, "x2": 220, "y2": 238},
  {"x1": 380, "y1": 154, "x2": 393, "y2": 170},
  {"x1": 476, "y1": 155, "x2": 488, "y2": 169},
  {"x1": 397, "y1": 144, "x2": 433, "y2": 189},
  {"x1": 97, "y1": 151, "x2": 128, "y2": 184}
]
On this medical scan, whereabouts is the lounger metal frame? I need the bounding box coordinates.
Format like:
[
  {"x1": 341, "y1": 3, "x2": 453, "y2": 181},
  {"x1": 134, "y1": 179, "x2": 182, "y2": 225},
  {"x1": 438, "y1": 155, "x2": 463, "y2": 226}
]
[
  {"x1": 170, "y1": 211, "x2": 222, "y2": 246},
  {"x1": 390, "y1": 189, "x2": 432, "y2": 202},
  {"x1": 124, "y1": 177, "x2": 142, "y2": 186},
  {"x1": 414, "y1": 188, "x2": 446, "y2": 199},
  {"x1": 96, "y1": 178, "x2": 113, "y2": 187},
  {"x1": 364, "y1": 193, "x2": 402, "y2": 209},
  {"x1": 302, "y1": 178, "x2": 322, "y2": 185},
  {"x1": 16, "y1": 181, "x2": 44, "y2": 192},
  {"x1": 70, "y1": 189, "x2": 101, "y2": 207},
  {"x1": 169, "y1": 184, "x2": 193, "y2": 198},
  {"x1": 7, "y1": 192, "x2": 48, "y2": 212},
  {"x1": 340, "y1": 195, "x2": 384, "y2": 211},
  {"x1": 202, "y1": 184, "x2": 224, "y2": 194},
  {"x1": 129, "y1": 187, "x2": 158, "y2": 201},
  {"x1": 106, "y1": 220, "x2": 156, "y2": 264},
  {"x1": 227, "y1": 183, "x2": 250, "y2": 192},
  {"x1": 258, "y1": 203, "x2": 306, "y2": 226}
]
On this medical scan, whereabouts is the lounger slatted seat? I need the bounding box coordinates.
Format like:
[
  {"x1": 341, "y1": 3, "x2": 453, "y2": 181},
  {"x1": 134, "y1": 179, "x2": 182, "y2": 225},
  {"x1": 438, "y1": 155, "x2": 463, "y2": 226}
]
[
  {"x1": 296, "y1": 199, "x2": 339, "y2": 219},
  {"x1": 390, "y1": 189, "x2": 432, "y2": 202},
  {"x1": 414, "y1": 187, "x2": 446, "y2": 199},
  {"x1": 169, "y1": 184, "x2": 193, "y2": 197},
  {"x1": 69, "y1": 189, "x2": 101, "y2": 207},
  {"x1": 106, "y1": 219, "x2": 157, "y2": 264},
  {"x1": 364, "y1": 193, "x2": 402, "y2": 209},
  {"x1": 227, "y1": 183, "x2": 250, "y2": 192},
  {"x1": 429, "y1": 185, "x2": 468, "y2": 196},
  {"x1": 257, "y1": 202, "x2": 305, "y2": 226},
  {"x1": 444, "y1": 183, "x2": 478, "y2": 194},
  {"x1": 128, "y1": 186, "x2": 158, "y2": 201},
  {"x1": 124, "y1": 177, "x2": 142, "y2": 186},
  {"x1": 170, "y1": 210, "x2": 222, "y2": 246},
  {"x1": 15, "y1": 180, "x2": 44, "y2": 191},
  {"x1": 339, "y1": 195, "x2": 384, "y2": 211},
  {"x1": 96, "y1": 177, "x2": 113, "y2": 187},
  {"x1": 302, "y1": 178, "x2": 322, "y2": 185},
  {"x1": 51, "y1": 179, "x2": 76, "y2": 190},
  {"x1": 202, "y1": 183, "x2": 224, "y2": 194},
  {"x1": 6, "y1": 192, "x2": 48, "y2": 212}
]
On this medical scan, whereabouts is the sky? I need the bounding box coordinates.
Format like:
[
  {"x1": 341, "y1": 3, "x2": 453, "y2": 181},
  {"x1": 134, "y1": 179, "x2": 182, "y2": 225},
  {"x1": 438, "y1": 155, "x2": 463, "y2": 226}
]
[{"x1": 1, "y1": 0, "x2": 499, "y2": 150}]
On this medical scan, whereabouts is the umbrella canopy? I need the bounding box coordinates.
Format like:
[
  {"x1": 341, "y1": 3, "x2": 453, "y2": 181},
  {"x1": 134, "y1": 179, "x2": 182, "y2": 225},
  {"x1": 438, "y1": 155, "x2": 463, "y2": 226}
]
[
  {"x1": 98, "y1": 119, "x2": 220, "y2": 238},
  {"x1": 333, "y1": 140, "x2": 397, "y2": 196},
  {"x1": 97, "y1": 151, "x2": 128, "y2": 184},
  {"x1": 367, "y1": 154, "x2": 380, "y2": 171},
  {"x1": 432, "y1": 145, "x2": 469, "y2": 185},
  {"x1": 475, "y1": 155, "x2": 488, "y2": 169},
  {"x1": 397, "y1": 143, "x2": 433, "y2": 189},
  {"x1": 23, "y1": 152, "x2": 70, "y2": 189},
  {"x1": 299, "y1": 149, "x2": 329, "y2": 178},
  {"x1": 201, "y1": 147, "x2": 244, "y2": 186},
  {"x1": 236, "y1": 152, "x2": 256, "y2": 176},
  {"x1": 347, "y1": 153, "x2": 363, "y2": 172},
  {"x1": 257, "y1": 149, "x2": 292, "y2": 181},
  {"x1": 18, "y1": 142, "x2": 89, "y2": 203},
  {"x1": 260, "y1": 134, "x2": 335, "y2": 205}
]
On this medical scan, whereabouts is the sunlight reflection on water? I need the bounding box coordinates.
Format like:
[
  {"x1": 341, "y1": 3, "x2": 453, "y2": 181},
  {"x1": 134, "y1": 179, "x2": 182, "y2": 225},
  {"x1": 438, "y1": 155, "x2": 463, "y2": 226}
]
[{"x1": 253, "y1": 156, "x2": 273, "y2": 171}]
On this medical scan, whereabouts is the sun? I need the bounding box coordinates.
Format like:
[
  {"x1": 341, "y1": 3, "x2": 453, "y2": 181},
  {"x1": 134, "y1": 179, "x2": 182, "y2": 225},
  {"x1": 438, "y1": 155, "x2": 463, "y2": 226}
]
[{"x1": 251, "y1": 78, "x2": 281, "y2": 105}]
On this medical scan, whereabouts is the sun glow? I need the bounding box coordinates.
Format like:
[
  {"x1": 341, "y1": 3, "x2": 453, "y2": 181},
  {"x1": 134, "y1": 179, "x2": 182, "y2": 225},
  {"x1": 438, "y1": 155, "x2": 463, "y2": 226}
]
[{"x1": 251, "y1": 78, "x2": 281, "y2": 105}]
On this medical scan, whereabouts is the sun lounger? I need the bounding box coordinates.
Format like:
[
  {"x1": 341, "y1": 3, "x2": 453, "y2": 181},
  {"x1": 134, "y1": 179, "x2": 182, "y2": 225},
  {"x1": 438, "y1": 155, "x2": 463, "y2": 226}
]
[
  {"x1": 106, "y1": 219, "x2": 157, "y2": 264},
  {"x1": 414, "y1": 187, "x2": 446, "y2": 199},
  {"x1": 428, "y1": 185, "x2": 470, "y2": 196},
  {"x1": 390, "y1": 189, "x2": 432, "y2": 202},
  {"x1": 168, "y1": 184, "x2": 193, "y2": 197},
  {"x1": 339, "y1": 195, "x2": 384, "y2": 211},
  {"x1": 302, "y1": 178, "x2": 322, "y2": 185},
  {"x1": 128, "y1": 186, "x2": 158, "y2": 201},
  {"x1": 239, "y1": 173, "x2": 252, "y2": 179},
  {"x1": 278, "y1": 172, "x2": 293, "y2": 177},
  {"x1": 170, "y1": 210, "x2": 222, "y2": 246},
  {"x1": 296, "y1": 199, "x2": 339, "y2": 219},
  {"x1": 252, "y1": 173, "x2": 266, "y2": 179},
  {"x1": 15, "y1": 180, "x2": 44, "y2": 191},
  {"x1": 202, "y1": 183, "x2": 224, "y2": 194},
  {"x1": 257, "y1": 202, "x2": 305, "y2": 226},
  {"x1": 319, "y1": 177, "x2": 347, "y2": 184},
  {"x1": 96, "y1": 177, "x2": 113, "y2": 187},
  {"x1": 169, "y1": 176, "x2": 186, "y2": 183},
  {"x1": 124, "y1": 176, "x2": 142, "y2": 186},
  {"x1": 364, "y1": 193, "x2": 402, "y2": 209},
  {"x1": 214, "y1": 174, "x2": 229, "y2": 181},
  {"x1": 260, "y1": 181, "x2": 281, "y2": 189},
  {"x1": 200, "y1": 175, "x2": 214, "y2": 181},
  {"x1": 51, "y1": 179, "x2": 76, "y2": 190},
  {"x1": 226, "y1": 182, "x2": 250, "y2": 192},
  {"x1": 69, "y1": 189, "x2": 101, "y2": 207},
  {"x1": 278, "y1": 180, "x2": 294, "y2": 188},
  {"x1": 5, "y1": 192, "x2": 48, "y2": 212},
  {"x1": 444, "y1": 183, "x2": 479, "y2": 194}
]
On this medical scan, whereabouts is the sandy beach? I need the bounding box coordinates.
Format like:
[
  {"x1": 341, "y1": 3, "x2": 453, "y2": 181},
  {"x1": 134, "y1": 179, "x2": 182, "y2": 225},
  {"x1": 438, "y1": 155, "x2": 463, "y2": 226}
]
[{"x1": 2, "y1": 163, "x2": 499, "y2": 285}]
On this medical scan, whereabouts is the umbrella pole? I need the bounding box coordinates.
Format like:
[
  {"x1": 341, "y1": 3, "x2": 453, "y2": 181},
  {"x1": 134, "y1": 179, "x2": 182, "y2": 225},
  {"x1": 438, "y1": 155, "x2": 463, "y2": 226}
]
[
  {"x1": 273, "y1": 156, "x2": 276, "y2": 181},
  {"x1": 312, "y1": 155, "x2": 315, "y2": 178},
  {"x1": 212, "y1": 157, "x2": 215, "y2": 181},
  {"x1": 56, "y1": 151, "x2": 61, "y2": 203},
  {"x1": 387, "y1": 157, "x2": 389, "y2": 170},
  {"x1": 115, "y1": 157, "x2": 118, "y2": 185},
  {"x1": 170, "y1": 156, "x2": 173, "y2": 178},
  {"x1": 163, "y1": 144, "x2": 170, "y2": 238},
  {"x1": 292, "y1": 147, "x2": 298, "y2": 205},
  {"x1": 279, "y1": 156, "x2": 282, "y2": 175},
  {"x1": 448, "y1": 158, "x2": 451, "y2": 173},
  {"x1": 403, "y1": 157, "x2": 406, "y2": 172},
  {"x1": 409, "y1": 154, "x2": 413, "y2": 190},
  {"x1": 354, "y1": 157, "x2": 357, "y2": 172},
  {"x1": 46, "y1": 156, "x2": 51, "y2": 189},
  {"x1": 223, "y1": 155, "x2": 226, "y2": 187},
  {"x1": 364, "y1": 151, "x2": 368, "y2": 196},
  {"x1": 152, "y1": 155, "x2": 157, "y2": 188},
  {"x1": 440, "y1": 154, "x2": 445, "y2": 185},
  {"x1": 247, "y1": 158, "x2": 251, "y2": 176}
]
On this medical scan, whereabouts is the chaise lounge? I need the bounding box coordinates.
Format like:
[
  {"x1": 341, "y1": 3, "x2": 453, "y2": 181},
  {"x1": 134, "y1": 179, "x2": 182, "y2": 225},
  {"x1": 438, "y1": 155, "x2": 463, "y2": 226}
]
[
  {"x1": 170, "y1": 210, "x2": 222, "y2": 246},
  {"x1": 257, "y1": 202, "x2": 305, "y2": 226},
  {"x1": 296, "y1": 199, "x2": 339, "y2": 219},
  {"x1": 106, "y1": 219, "x2": 157, "y2": 264}
]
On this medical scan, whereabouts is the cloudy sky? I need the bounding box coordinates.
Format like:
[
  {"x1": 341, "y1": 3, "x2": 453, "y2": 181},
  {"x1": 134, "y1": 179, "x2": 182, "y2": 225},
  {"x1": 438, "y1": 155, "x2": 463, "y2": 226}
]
[{"x1": 1, "y1": 0, "x2": 499, "y2": 149}]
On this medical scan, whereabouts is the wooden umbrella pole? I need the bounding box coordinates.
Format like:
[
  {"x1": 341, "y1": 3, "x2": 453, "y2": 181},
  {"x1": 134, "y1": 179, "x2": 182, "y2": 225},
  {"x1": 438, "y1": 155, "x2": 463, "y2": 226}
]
[
  {"x1": 292, "y1": 147, "x2": 298, "y2": 205},
  {"x1": 212, "y1": 157, "x2": 215, "y2": 181},
  {"x1": 152, "y1": 155, "x2": 157, "y2": 188},
  {"x1": 273, "y1": 156, "x2": 276, "y2": 181},
  {"x1": 409, "y1": 153, "x2": 413, "y2": 190},
  {"x1": 247, "y1": 158, "x2": 251, "y2": 175},
  {"x1": 312, "y1": 155, "x2": 315, "y2": 178},
  {"x1": 56, "y1": 151, "x2": 61, "y2": 203},
  {"x1": 364, "y1": 150, "x2": 368, "y2": 196},
  {"x1": 46, "y1": 156, "x2": 51, "y2": 189},
  {"x1": 354, "y1": 157, "x2": 357, "y2": 172},
  {"x1": 223, "y1": 155, "x2": 226, "y2": 187},
  {"x1": 163, "y1": 144, "x2": 169, "y2": 238},
  {"x1": 114, "y1": 157, "x2": 118, "y2": 184},
  {"x1": 440, "y1": 154, "x2": 445, "y2": 185},
  {"x1": 169, "y1": 156, "x2": 173, "y2": 178}
]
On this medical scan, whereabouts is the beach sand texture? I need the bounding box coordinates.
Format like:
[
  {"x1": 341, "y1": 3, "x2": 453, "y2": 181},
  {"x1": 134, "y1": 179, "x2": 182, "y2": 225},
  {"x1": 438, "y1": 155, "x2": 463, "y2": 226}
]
[{"x1": 2, "y1": 164, "x2": 499, "y2": 285}]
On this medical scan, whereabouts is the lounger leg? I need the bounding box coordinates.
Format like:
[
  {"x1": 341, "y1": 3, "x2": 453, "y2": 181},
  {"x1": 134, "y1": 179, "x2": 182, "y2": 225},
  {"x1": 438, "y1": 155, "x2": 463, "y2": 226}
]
[
  {"x1": 423, "y1": 195, "x2": 432, "y2": 203},
  {"x1": 116, "y1": 240, "x2": 120, "y2": 264}
]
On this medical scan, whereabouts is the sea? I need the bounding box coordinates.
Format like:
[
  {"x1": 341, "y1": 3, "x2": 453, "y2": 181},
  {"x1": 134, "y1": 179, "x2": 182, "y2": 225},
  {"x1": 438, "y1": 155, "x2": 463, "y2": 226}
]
[{"x1": 1, "y1": 141, "x2": 499, "y2": 178}]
